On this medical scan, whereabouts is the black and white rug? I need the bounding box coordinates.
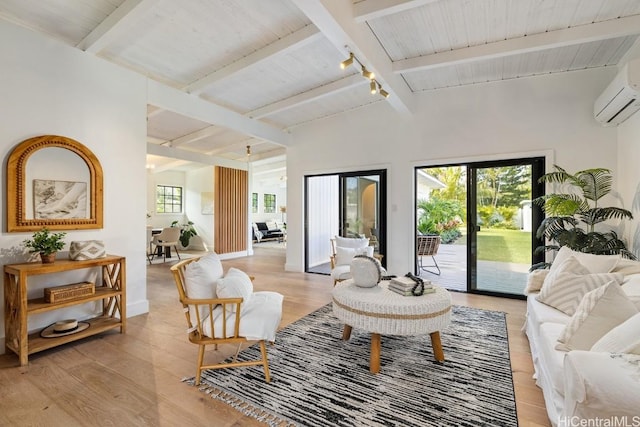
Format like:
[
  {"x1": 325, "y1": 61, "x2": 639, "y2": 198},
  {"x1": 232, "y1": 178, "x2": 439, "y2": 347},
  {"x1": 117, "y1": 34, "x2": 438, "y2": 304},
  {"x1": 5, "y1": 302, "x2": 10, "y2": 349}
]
[{"x1": 186, "y1": 304, "x2": 518, "y2": 427}]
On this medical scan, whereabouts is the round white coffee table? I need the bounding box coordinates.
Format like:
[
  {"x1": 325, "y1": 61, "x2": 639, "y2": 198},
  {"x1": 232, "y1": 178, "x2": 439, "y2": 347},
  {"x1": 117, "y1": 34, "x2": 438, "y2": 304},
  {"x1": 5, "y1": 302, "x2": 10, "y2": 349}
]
[{"x1": 332, "y1": 279, "x2": 452, "y2": 373}]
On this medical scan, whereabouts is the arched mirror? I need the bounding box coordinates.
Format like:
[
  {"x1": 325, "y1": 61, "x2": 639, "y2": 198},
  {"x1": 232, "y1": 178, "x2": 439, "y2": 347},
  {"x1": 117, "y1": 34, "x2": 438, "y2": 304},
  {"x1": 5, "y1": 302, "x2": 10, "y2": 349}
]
[{"x1": 6, "y1": 135, "x2": 103, "y2": 231}]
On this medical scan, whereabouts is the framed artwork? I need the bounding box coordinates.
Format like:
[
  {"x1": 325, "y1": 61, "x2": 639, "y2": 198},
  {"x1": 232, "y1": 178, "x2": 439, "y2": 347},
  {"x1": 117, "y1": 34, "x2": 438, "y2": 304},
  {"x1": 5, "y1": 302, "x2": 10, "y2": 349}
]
[
  {"x1": 33, "y1": 179, "x2": 88, "y2": 219},
  {"x1": 201, "y1": 191, "x2": 214, "y2": 215}
]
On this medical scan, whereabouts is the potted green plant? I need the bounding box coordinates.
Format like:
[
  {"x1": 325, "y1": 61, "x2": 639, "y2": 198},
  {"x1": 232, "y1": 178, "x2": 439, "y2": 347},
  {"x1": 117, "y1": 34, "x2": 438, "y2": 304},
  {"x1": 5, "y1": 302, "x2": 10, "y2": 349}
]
[
  {"x1": 532, "y1": 165, "x2": 635, "y2": 269},
  {"x1": 23, "y1": 228, "x2": 67, "y2": 263},
  {"x1": 171, "y1": 220, "x2": 198, "y2": 248}
]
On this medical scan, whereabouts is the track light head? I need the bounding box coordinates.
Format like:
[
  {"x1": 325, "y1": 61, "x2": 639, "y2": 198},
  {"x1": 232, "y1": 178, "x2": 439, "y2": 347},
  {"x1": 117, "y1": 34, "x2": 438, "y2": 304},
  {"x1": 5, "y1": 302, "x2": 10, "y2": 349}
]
[
  {"x1": 379, "y1": 88, "x2": 390, "y2": 98},
  {"x1": 246, "y1": 145, "x2": 251, "y2": 156},
  {"x1": 362, "y1": 66, "x2": 375, "y2": 80},
  {"x1": 340, "y1": 52, "x2": 354, "y2": 69},
  {"x1": 370, "y1": 80, "x2": 377, "y2": 94}
]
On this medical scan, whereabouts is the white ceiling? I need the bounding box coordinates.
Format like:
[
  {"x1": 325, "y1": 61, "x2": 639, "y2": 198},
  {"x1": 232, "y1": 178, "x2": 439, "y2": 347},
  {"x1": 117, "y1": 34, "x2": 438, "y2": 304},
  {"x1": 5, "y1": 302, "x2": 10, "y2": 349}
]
[{"x1": 2, "y1": 0, "x2": 639, "y2": 173}]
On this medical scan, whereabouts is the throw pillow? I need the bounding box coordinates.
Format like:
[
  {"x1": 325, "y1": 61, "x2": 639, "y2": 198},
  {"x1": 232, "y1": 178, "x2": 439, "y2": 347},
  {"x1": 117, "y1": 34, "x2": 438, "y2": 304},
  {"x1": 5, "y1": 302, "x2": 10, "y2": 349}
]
[
  {"x1": 524, "y1": 269, "x2": 549, "y2": 295},
  {"x1": 550, "y1": 246, "x2": 620, "y2": 274},
  {"x1": 591, "y1": 313, "x2": 640, "y2": 355},
  {"x1": 621, "y1": 274, "x2": 640, "y2": 310},
  {"x1": 335, "y1": 235, "x2": 369, "y2": 249},
  {"x1": 556, "y1": 281, "x2": 639, "y2": 352},
  {"x1": 216, "y1": 268, "x2": 254, "y2": 313},
  {"x1": 611, "y1": 258, "x2": 640, "y2": 276},
  {"x1": 335, "y1": 245, "x2": 373, "y2": 266},
  {"x1": 184, "y1": 253, "x2": 224, "y2": 321},
  {"x1": 536, "y1": 270, "x2": 622, "y2": 316}
]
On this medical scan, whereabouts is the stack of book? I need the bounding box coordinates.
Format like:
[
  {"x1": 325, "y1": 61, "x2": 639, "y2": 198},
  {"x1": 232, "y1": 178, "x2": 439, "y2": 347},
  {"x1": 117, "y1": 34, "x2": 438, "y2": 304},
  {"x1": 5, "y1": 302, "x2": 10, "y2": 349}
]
[{"x1": 388, "y1": 276, "x2": 435, "y2": 296}]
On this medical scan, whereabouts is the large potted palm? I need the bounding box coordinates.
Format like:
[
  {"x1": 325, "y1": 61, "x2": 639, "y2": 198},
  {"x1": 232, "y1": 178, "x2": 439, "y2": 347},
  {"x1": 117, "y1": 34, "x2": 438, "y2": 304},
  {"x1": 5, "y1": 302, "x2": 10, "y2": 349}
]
[{"x1": 533, "y1": 165, "x2": 635, "y2": 269}]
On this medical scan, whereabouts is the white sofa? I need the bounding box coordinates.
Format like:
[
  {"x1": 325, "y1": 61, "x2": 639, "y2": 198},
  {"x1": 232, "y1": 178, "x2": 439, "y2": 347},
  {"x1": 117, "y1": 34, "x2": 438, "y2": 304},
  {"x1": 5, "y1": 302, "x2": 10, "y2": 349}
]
[{"x1": 524, "y1": 247, "x2": 640, "y2": 425}]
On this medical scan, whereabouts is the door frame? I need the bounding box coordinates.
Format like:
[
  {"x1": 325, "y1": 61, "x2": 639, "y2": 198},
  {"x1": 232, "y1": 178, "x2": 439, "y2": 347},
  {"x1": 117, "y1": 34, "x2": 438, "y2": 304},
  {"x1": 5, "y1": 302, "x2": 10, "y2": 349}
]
[{"x1": 304, "y1": 169, "x2": 387, "y2": 273}]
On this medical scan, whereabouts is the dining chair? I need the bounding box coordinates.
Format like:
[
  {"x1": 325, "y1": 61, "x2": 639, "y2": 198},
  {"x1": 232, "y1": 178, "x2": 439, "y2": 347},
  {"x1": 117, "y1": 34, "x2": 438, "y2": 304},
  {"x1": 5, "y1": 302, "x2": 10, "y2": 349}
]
[{"x1": 150, "y1": 227, "x2": 181, "y2": 263}]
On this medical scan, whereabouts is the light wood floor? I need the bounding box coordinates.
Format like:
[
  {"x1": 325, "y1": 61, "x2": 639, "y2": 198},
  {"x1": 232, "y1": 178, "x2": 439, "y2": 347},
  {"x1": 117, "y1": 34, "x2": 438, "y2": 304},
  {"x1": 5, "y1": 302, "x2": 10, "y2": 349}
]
[{"x1": 0, "y1": 247, "x2": 551, "y2": 426}]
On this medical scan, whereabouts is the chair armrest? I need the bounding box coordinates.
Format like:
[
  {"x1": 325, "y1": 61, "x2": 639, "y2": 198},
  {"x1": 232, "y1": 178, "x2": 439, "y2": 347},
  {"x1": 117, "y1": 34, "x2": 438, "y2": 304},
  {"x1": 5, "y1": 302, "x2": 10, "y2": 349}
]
[{"x1": 330, "y1": 255, "x2": 336, "y2": 269}]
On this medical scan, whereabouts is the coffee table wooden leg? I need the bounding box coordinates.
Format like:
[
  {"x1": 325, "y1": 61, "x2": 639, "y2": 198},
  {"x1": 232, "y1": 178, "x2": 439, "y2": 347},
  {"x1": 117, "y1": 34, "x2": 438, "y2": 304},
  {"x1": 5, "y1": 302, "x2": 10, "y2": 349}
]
[
  {"x1": 430, "y1": 331, "x2": 445, "y2": 362},
  {"x1": 342, "y1": 324, "x2": 352, "y2": 340},
  {"x1": 370, "y1": 333, "x2": 381, "y2": 373}
]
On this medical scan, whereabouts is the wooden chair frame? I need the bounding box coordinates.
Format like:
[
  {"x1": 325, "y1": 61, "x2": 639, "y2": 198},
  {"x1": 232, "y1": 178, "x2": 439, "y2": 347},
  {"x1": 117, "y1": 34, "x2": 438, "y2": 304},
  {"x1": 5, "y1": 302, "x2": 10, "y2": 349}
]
[
  {"x1": 417, "y1": 235, "x2": 441, "y2": 276},
  {"x1": 170, "y1": 257, "x2": 270, "y2": 385}
]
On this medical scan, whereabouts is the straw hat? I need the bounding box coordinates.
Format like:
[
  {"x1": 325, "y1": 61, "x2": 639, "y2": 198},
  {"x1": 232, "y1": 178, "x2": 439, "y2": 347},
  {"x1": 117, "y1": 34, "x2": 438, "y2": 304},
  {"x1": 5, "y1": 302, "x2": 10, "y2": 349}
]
[{"x1": 40, "y1": 319, "x2": 90, "y2": 338}]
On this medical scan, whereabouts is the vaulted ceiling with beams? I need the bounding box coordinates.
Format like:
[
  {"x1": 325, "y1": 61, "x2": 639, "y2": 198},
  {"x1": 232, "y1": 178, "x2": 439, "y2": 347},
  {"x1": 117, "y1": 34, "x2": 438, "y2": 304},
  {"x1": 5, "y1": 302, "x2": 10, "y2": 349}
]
[{"x1": 1, "y1": 0, "x2": 639, "y2": 171}]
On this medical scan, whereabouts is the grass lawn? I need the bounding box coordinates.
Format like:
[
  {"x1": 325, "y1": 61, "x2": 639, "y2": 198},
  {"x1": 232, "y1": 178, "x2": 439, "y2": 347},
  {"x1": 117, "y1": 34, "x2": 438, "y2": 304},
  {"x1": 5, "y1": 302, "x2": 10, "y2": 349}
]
[{"x1": 454, "y1": 228, "x2": 532, "y2": 264}]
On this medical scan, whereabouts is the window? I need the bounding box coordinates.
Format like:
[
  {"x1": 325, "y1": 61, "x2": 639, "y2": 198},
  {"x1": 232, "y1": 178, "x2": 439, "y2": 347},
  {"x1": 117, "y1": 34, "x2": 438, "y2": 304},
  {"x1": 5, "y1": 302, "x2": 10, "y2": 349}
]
[
  {"x1": 252, "y1": 192, "x2": 258, "y2": 213},
  {"x1": 156, "y1": 185, "x2": 183, "y2": 213},
  {"x1": 264, "y1": 194, "x2": 276, "y2": 213}
]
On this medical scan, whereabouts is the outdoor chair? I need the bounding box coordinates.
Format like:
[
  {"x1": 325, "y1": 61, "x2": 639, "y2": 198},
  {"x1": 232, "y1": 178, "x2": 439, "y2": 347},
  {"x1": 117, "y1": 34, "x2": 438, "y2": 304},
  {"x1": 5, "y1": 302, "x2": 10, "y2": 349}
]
[
  {"x1": 417, "y1": 234, "x2": 441, "y2": 275},
  {"x1": 170, "y1": 255, "x2": 283, "y2": 385}
]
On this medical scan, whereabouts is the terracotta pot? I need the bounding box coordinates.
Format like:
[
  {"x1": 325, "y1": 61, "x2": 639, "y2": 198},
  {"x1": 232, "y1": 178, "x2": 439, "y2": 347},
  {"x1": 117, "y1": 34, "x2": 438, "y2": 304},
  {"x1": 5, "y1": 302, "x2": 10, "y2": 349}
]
[{"x1": 40, "y1": 252, "x2": 56, "y2": 264}]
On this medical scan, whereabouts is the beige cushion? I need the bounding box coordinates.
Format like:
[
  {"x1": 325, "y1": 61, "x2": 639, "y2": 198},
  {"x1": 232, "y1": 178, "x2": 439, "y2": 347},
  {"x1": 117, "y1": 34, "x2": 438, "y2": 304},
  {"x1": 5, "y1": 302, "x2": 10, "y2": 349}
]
[
  {"x1": 591, "y1": 313, "x2": 640, "y2": 355},
  {"x1": 556, "y1": 282, "x2": 639, "y2": 352},
  {"x1": 621, "y1": 274, "x2": 640, "y2": 310},
  {"x1": 216, "y1": 268, "x2": 253, "y2": 313}
]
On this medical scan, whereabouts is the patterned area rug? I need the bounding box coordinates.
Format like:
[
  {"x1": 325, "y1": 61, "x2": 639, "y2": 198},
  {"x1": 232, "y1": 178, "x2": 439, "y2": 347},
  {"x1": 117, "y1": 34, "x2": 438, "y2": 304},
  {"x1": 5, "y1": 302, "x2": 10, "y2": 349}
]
[{"x1": 186, "y1": 304, "x2": 517, "y2": 427}]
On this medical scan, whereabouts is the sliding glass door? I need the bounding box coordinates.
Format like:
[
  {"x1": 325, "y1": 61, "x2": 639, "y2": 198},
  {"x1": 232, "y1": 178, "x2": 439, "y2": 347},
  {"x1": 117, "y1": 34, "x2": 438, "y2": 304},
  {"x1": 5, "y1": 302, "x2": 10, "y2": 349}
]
[
  {"x1": 415, "y1": 158, "x2": 544, "y2": 298},
  {"x1": 305, "y1": 170, "x2": 386, "y2": 274}
]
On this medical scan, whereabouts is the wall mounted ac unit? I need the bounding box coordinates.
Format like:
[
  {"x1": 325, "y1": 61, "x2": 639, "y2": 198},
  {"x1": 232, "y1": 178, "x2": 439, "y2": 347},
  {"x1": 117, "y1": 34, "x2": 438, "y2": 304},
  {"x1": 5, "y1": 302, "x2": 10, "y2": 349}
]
[{"x1": 594, "y1": 59, "x2": 640, "y2": 127}]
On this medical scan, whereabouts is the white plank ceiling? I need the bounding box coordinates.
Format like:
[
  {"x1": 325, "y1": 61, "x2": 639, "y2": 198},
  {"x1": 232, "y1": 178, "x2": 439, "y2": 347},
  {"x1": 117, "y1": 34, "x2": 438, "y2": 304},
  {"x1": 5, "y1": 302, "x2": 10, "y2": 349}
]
[{"x1": 1, "y1": 0, "x2": 639, "y2": 171}]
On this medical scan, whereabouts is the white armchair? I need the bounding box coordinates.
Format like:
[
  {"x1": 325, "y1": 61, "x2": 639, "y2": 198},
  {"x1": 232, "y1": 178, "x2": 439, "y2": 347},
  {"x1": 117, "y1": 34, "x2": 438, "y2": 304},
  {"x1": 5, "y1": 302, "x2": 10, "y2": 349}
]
[{"x1": 330, "y1": 236, "x2": 372, "y2": 285}]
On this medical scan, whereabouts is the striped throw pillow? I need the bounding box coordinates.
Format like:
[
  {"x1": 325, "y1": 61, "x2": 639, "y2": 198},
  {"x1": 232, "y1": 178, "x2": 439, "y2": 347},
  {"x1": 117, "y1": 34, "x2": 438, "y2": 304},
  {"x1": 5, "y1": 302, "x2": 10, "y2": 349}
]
[{"x1": 556, "y1": 281, "x2": 639, "y2": 352}]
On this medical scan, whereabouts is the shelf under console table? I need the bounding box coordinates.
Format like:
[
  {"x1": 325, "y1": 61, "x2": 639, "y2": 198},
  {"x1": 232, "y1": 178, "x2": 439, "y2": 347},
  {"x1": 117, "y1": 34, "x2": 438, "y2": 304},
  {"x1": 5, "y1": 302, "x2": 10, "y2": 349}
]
[{"x1": 4, "y1": 255, "x2": 126, "y2": 366}]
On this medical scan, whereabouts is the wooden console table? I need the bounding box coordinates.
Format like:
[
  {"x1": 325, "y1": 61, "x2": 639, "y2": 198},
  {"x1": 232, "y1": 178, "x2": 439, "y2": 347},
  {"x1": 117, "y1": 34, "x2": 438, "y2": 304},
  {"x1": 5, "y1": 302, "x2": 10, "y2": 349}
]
[{"x1": 4, "y1": 255, "x2": 126, "y2": 366}]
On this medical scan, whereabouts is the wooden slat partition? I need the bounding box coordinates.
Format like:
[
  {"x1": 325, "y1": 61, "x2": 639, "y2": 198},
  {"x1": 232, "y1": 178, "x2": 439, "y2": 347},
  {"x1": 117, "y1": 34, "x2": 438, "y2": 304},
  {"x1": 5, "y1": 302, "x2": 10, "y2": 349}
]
[{"x1": 214, "y1": 166, "x2": 248, "y2": 254}]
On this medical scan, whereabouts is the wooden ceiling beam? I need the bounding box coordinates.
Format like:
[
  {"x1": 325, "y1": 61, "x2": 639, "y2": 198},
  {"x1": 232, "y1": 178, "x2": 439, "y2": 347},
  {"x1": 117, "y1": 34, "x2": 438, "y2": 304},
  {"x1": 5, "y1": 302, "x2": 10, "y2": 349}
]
[
  {"x1": 184, "y1": 24, "x2": 323, "y2": 94},
  {"x1": 353, "y1": 0, "x2": 439, "y2": 23},
  {"x1": 76, "y1": 0, "x2": 159, "y2": 53},
  {"x1": 394, "y1": 14, "x2": 640, "y2": 74},
  {"x1": 168, "y1": 126, "x2": 228, "y2": 147}
]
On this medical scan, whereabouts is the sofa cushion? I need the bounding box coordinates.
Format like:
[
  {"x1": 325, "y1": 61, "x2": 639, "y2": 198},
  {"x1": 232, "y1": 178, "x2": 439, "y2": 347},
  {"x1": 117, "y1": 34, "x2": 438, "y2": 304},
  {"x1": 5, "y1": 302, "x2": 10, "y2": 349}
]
[
  {"x1": 538, "y1": 322, "x2": 568, "y2": 395},
  {"x1": 556, "y1": 281, "x2": 639, "y2": 352},
  {"x1": 591, "y1": 312, "x2": 640, "y2": 355},
  {"x1": 184, "y1": 253, "x2": 224, "y2": 321},
  {"x1": 611, "y1": 258, "x2": 640, "y2": 275},
  {"x1": 256, "y1": 222, "x2": 269, "y2": 231}
]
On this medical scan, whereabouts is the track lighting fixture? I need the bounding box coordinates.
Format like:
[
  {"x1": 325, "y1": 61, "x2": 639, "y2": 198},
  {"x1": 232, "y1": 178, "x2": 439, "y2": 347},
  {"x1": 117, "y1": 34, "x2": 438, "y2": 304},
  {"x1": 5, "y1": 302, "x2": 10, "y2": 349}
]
[
  {"x1": 362, "y1": 66, "x2": 374, "y2": 80},
  {"x1": 339, "y1": 49, "x2": 389, "y2": 99},
  {"x1": 246, "y1": 145, "x2": 251, "y2": 161},
  {"x1": 340, "y1": 52, "x2": 354, "y2": 69}
]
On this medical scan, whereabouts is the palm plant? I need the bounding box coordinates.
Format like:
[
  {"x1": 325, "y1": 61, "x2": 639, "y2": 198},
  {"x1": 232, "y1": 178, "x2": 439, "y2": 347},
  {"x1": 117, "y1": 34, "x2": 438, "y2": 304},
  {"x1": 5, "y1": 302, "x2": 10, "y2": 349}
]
[{"x1": 533, "y1": 165, "x2": 635, "y2": 268}]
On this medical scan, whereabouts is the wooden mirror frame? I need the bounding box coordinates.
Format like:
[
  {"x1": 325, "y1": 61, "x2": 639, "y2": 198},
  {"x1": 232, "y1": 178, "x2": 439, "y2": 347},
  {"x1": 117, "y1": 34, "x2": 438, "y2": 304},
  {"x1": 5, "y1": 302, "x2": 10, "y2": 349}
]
[{"x1": 6, "y1": 135, "x2": 103, "y2": 232}]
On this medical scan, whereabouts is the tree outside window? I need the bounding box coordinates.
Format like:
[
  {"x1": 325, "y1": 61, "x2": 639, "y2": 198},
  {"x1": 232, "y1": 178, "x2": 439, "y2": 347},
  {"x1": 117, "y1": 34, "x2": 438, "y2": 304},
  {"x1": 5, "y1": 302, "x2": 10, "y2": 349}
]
[
  {"x1": 156, "y1": 185, "x2": 183, "y2": 213},
  {"x1": 264, "y1": 194, "x2": 276, "y2": 213},
  {"x1": 252, "y1": 193, "x2": 258, "y2": 213}
]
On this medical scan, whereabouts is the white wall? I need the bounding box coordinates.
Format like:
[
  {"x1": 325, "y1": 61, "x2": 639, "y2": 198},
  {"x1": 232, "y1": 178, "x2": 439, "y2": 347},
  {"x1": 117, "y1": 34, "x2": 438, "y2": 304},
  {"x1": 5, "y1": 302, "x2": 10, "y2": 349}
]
[
  {"x1": 285, "y1": 67, "x2": 621, "y2": 274},
  {"x1": 0, "y1": 20, "x2": 148, "y2": 351},
  {"x1": 185, "y1": 166, "x2": 215, "y2": 250}
]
